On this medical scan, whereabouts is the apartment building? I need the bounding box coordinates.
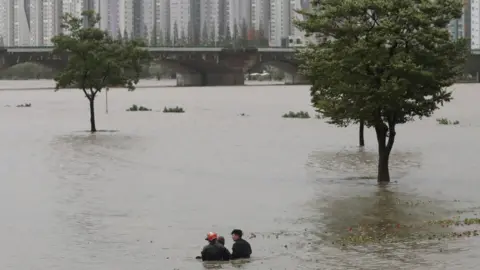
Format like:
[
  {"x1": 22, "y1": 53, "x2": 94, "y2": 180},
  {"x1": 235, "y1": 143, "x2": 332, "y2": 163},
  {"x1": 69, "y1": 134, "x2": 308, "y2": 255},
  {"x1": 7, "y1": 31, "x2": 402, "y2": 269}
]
[
  {"x1": 269, "y1": 0, "x2": 290, "y2": 46},
  {"x1": 200, "y1": 0, "x2": 220, "y2": 42},
  {"x1": 228, "y1": 0, "x2": 252, "y2": 31},
  {"x1": 169, "y1": 0, "x2": 190, "y2": 42},
  {"x1": 0, "y1": 1, "x2": 8, "y2": 45},
  {"x1": 252, "y1": 0, "x2": 270, "y2": 37},
  {"x1": 156, "y1": 0, "x2": 170, "y2": 42},
  {"x1": 42, "y1": 0, "x2": 63, "y2": 45}
]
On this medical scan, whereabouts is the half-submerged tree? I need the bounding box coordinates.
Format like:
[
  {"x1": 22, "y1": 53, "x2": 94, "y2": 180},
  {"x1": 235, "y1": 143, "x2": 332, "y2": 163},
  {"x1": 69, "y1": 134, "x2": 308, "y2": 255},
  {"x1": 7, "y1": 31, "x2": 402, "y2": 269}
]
[
  {"x1": 296, "y1": 0, "x2": 467, "y2": 182},
  {"x1": 52, "y1": 11, "x2": 151, "y2": 132}
]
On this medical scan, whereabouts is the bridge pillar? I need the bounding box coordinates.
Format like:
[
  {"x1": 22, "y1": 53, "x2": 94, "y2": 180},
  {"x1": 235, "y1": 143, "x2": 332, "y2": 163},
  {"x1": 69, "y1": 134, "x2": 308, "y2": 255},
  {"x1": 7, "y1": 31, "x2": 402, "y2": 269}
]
[
  {"x1": 176, "y1": 71, "x2": 245, "y2": 86},
  {"x1": 205, "y1": 72, "x2": 244, "y2": 86},
  {"x1": 284, "y1": 73, "x2": 310, "y2": 85},
  {"x1": 176, "y1": 72, "x2": 202, "y2": 86}
]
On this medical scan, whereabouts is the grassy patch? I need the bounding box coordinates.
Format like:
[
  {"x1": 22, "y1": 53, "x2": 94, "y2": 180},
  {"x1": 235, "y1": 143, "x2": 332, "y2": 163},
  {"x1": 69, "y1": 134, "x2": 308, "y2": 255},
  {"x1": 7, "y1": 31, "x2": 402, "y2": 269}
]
[
  {"x1": 126, "y1": 104, "x2": 152, "y2": 111},
  {"x1": 282, "y1": 111, "x2": 310, "y2": 119}
]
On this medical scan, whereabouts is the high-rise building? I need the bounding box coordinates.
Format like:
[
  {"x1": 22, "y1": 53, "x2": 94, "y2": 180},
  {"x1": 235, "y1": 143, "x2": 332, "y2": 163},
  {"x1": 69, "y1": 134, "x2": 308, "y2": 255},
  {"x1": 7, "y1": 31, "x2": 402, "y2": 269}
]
[
  {"x1": 119, "y1": 0, "x2": 134, "y2": 38},
  {"x1": 133, "y1": 0, "x2": 143, "y2": 39},
  {"x1": 169, "y1": 0, "x2": 190, "y2": 43},
  {"x1": 11, "y1": 0, "x2": 32, "y2": 46},
  {"x1": 62, "y1": 0, "x2": 84, "y2": 17},
  {"x1": 228, "y1": 0, "x2": 252, "y2": 32},
  {"x1": 190, "y1": 0, "x2": 201, "y2": 45},
  {"x1": 0, "y1": 1, "x2": 8, "y2": 46},
  {"x1": 29, "y1": 0, "x2": 43, "y2": 46},
  {"x1": 143, "y1": 0, "x2": 156, "y2": 43},
  {"x1": 89, "y1": 0, "x2": 121, "y2": 36},
  {"x1": 42, "y1": 0, "x2": 63, "y2": 45},
  {"x1": 156, "y1": 0, "x2": 170, "y2": 43},
  {"x1": 217, "y1": 0, "x2": 230, "y2": 41},
  {"x1": 200, "y1": 0, "x2": 220, "y2": 42},
  {"x1": 252, "y1": 0, "x2": 270, "y2": 39},
  {"x1": 269, "y1": 0, "x2": 290, "y2": 46}
]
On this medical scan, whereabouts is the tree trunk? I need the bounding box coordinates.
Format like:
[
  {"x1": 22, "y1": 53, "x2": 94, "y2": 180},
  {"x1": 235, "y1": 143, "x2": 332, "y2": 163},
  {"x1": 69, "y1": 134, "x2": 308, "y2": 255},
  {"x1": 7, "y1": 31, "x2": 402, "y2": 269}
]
[
  {"x1": 359, "y1": 119, "x2": 365, "y2": 147},
  {"x1": 378, "y1": 147, "x2": 390, "y2": 183},
  {"x1": 375, "y1": 122, "x2": 395, "y2": 183},
  {"x1": 89, "y1": 97, "x2": 97, "y2": 133}
]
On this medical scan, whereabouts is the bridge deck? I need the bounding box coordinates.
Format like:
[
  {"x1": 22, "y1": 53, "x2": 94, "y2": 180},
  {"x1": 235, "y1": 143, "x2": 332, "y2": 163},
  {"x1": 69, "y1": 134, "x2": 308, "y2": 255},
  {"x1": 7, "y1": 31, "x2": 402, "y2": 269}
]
[{"x1": 4, "y1": 47, "x2": 296, "y2": 53}]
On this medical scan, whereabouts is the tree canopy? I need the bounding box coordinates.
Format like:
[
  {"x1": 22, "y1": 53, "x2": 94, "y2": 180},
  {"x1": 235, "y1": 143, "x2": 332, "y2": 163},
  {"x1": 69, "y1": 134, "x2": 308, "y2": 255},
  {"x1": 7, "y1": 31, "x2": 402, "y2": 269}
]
[
  {"x1": 295, "y1": 0, "x2": 468, "y2": 182},
  {"x1": 51, "y1": 10, "x2": 150, "y2": 132}
]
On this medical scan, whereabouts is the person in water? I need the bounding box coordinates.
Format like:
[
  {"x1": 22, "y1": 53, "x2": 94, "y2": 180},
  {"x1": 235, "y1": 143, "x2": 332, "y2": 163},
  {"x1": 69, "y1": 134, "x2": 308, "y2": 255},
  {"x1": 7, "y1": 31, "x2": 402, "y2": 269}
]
[
  {"x1": 230, "y1": 229, "x2": 252, "y2": 259},
  {"x1": 217, "y1": 236, "x2": 226, "y2": 246},
  {"x1": 201, "y1": 232, "x2": 231, "y2": 261}
]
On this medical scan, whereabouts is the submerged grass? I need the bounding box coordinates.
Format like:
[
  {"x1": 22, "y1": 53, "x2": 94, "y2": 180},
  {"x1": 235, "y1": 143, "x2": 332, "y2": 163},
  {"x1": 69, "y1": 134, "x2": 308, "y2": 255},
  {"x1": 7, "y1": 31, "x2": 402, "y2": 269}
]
[
  {"x1": 126, "y1": 104, "x2": 151, "y2": 111},
  {"x1": 16, "y1": 103, "x2": 31, "y2": 107},
  {"x1": 436, "y1": 118, "x2": 460, "y2": 125},
  {"x1": 163, "y1": 106, "x2": 185, "y2": 113},
  {"x1": 282, "y1": 111, "x2": 310, "y2": 119}
]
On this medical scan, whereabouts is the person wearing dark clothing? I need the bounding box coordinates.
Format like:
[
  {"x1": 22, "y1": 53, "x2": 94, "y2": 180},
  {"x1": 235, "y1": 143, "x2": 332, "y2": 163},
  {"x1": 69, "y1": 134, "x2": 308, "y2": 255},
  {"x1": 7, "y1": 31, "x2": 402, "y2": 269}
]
[
  {"x1": 201, "y1": 232, "x2": 230, "y2": 261},
  {"x1": 230, "y1": 229, "x2": 252, "y2": 259},
  {"x1": 217, "y1": 236, "x2": 226, "y2": 246}
]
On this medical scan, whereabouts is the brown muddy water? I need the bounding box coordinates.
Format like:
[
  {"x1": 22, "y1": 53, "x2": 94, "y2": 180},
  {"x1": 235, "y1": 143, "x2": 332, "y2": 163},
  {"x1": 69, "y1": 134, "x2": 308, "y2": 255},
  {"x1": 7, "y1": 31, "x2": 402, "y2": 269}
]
[{"x1": 0, "y1": 80, "x2": 479, "y2": 270}]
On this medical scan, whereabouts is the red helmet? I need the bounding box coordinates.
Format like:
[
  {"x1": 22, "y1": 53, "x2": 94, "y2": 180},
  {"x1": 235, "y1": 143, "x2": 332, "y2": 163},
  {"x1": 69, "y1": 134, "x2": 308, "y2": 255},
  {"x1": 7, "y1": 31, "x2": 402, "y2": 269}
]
[{"x1": 205, "y1": 232, "x2": 218, "y2": 241}]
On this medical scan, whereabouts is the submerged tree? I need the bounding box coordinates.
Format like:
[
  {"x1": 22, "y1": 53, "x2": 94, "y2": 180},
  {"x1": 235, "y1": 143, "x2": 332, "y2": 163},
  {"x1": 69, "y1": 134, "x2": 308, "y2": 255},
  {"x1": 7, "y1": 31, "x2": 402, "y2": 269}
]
[
  {"x1": 52, "y1": 10, "x2": 151, "y2": 132},
  {"x1": 296, "y1": 0, "x2": 467, "y2": 182},
  {"x1": 359, "y1": 120, "x2": 365, "y2": 147}
]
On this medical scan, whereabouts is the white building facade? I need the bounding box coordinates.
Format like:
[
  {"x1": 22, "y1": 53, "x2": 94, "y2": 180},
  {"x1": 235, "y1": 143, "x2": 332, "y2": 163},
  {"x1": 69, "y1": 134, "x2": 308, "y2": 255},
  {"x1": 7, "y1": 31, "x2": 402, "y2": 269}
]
[
  {"x1": 269, "y1": 0, "x2": 290, "y2": 46},
  {"x1": 251, "y1": 0, "x2": 270, "y2": 36},
  {"x1": 169, "y1": 0, "x2": 190, "y2": 41},
  {"x1": 228, "y1": 0, "x2": 252, "y2": 31},
  {"x1": 200, "y1": 0, "x2": 219, "y2": 41},
  {"x1": 42, "y1": 0, "x2": 63, "y2": 45}
]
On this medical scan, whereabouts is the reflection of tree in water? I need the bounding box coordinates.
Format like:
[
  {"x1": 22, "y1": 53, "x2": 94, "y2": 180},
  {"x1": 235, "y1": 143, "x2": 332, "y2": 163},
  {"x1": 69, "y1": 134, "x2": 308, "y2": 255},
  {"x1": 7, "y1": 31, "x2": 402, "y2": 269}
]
[
  {"x1": 306, "y1": 147, "x2": 421, "y2": 180},
  {"x1": 307, "y1": 186, "x2": 452, "y2": 264}
]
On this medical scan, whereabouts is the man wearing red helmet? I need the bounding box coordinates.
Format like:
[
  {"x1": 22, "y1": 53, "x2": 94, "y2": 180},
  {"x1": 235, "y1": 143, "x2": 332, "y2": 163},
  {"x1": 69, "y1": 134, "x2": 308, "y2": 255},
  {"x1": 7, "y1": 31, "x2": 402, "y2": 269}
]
[{"x1": 200, "y1": 232, "x2": 231, "y2": 261}]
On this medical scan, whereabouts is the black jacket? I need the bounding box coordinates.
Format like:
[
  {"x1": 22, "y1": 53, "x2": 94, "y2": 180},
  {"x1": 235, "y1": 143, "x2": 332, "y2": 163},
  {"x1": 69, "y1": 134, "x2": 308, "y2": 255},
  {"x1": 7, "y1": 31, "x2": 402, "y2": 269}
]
[
  {"x1": 231, "y1": 238, "x2": 252, "y2": 259},
  {"x1": 201, "y1": 242, "x2": 231, "y2": 261}
]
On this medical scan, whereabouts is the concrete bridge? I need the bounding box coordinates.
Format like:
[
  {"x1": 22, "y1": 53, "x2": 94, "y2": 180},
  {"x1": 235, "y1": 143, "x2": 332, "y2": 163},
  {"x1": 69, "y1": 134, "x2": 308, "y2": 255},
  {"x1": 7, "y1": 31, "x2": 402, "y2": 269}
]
[{"x1": 0, "y1": 47, "x2": 308, "y2": 86}]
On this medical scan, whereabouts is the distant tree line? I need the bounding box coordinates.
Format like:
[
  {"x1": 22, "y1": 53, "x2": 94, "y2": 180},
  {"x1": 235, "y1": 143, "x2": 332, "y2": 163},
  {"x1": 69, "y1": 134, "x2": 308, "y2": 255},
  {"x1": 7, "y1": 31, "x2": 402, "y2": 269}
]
[
  {"x1": 117, "y1": 19, "x2": 269, "y2": 47},
  {"x1": 0, "y1": 63, "x2": 176, "y2": 80}
]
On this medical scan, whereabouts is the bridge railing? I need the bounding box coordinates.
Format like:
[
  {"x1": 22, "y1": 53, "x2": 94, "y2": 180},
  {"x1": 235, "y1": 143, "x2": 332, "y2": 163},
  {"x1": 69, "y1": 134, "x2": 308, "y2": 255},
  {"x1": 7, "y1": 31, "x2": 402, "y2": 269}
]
[
  {"x1": 2, "y1": 46, "x2": 302, "y2": 53},
  {"x1": 0, "y1": 45, "x2": 304, "y2": 49}
]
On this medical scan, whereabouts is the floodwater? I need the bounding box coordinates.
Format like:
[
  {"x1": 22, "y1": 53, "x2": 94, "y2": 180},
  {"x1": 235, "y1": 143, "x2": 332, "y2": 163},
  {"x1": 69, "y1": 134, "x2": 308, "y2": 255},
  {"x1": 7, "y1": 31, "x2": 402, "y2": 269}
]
[{"x1": 0, "y1": 80, "x2": 479, "y2": 270}]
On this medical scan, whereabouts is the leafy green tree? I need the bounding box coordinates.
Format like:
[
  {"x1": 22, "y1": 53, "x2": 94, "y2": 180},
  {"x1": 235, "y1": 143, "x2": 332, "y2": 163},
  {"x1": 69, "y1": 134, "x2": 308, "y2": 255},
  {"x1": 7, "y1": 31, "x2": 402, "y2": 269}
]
[
  {"x1": 295, "y1": 0, "x2": 467, "y2": 182},
  {"x1": 116, "y1": 30, "x2": 122, "y2": 41},
  {"x1": 201, "y1": 21, "x2": 209, "y2": 46},
  {"x1": 52, "y1": 10, "x2": 151, "y2": 132}
]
